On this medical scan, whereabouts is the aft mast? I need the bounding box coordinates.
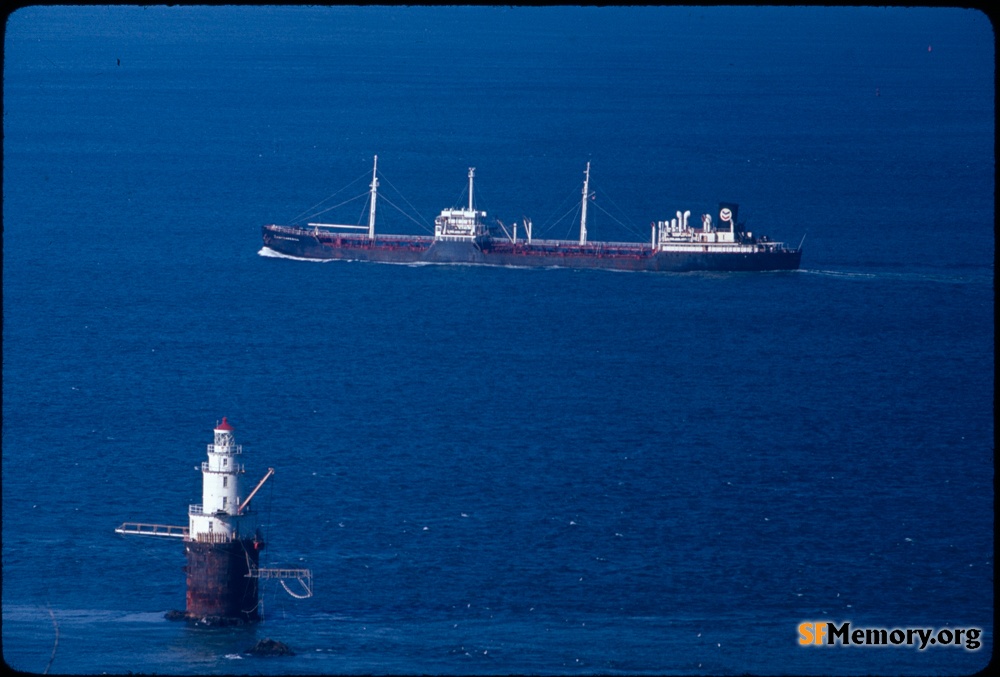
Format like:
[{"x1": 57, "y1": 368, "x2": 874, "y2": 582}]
[
  {"x1": 579, "y1": 161, "x2": 590, "y2": 245},
  {"x1": 368, "y1": 155, "x2": 379, "y2": 239}
]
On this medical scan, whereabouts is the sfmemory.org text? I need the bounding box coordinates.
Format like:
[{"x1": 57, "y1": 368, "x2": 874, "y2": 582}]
[{"x1": 799, "y1": 621, "x2": 982, "y2": 650}]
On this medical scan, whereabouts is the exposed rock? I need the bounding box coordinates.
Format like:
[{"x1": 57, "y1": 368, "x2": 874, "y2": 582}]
[
  {"x1": 163, "y1": 610, "x2": 251, "y2": 626},
  {"x1": 195, "y1": 615, "x2": 249, "y2": 627},
  {"x1": 245, "y1": 638, "x2": 295, "y2": 657}
]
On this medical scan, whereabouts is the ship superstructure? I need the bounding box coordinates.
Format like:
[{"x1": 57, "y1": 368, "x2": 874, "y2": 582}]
[
  {"x1": 434, "y1": 167, "x2": 488, "y2": 241},
  {"x1": 261, "y1": 156, "x2": 802, "y2": 272}
]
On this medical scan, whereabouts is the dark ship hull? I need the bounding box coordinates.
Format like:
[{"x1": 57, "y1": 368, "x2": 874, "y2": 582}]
[{"x1": 262, "y1": 225, "x2": 802, "y2": 272}]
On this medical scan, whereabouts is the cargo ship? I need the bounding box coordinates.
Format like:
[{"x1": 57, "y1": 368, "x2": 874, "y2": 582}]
[{"x1": 261, "y1": 156, "x2": 802, "y2": 272}]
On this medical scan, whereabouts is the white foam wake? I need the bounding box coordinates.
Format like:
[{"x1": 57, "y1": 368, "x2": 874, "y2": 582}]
[{"x1": 257, "y1": 247, "x2": 339, "y2": 263}]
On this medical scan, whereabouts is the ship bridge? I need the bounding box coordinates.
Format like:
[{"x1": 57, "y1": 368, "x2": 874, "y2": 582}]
[{"x1": 434, "y1": 167, "x2": 487, "y2": 241}]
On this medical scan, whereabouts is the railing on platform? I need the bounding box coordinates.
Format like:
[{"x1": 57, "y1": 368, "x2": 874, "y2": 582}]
[
  {"x1": 248, "y1": 567, "x2": 312, "y2": 580},
  {"x1": 247, "y1": 567, "x2": 314, "y2": 599},
  {"x1": 193, "y1": 531, "x2": 232, "y2": 544},
  {"x1": 201, "y1": 461, "x2": 245, "y2": 474},
  {"x1": 115, "y1": 522, "x2": 189, "y2": 539},
  {"x1": 190, "y1": 504, "x2": 247, "y2": 518},
  {"x1": 206, "y1": 443, "x2": 242, "y2": 455}
]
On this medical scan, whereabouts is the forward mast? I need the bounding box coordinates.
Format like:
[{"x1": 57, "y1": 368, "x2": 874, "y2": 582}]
[
  {"x1": 307, "y1": 155, "x2": 381, "y2": 238},
  {"x1": 580, "y1": 161, "x2": 590, "y2": 245}
]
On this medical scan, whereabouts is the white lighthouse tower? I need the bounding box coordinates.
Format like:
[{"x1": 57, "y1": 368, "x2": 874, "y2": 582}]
[{"x1": 189, "y1": 417, "x2": 248, "y2": 543}]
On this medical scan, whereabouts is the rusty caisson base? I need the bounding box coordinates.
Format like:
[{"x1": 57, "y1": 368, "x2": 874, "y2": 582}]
[{"x1": 176, "y1": 538, "x2": 263, "y2": 625}]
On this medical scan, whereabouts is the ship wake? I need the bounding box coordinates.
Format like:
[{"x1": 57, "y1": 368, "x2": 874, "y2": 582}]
[{"x1": 258, "y1": 247, "x2": 343, "y2": 263}]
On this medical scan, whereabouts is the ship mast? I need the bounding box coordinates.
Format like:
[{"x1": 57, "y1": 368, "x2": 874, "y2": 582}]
[
  {"x1": 468, "y1": 167, "x2": 475, "y2": 211},
  {"x1": 368, "y1": 155, "x2": 379, "y2": 239},
  {"x1": 579, "y1": 161, "x2": 590, "y2": 245}
]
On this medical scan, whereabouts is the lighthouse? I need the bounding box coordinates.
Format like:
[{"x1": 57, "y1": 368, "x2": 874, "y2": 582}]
[
  {"x1": 116, "y1": 418, "x2": 312, "y2": 625},
  {"x1": 185, "y1": 417, "x2": 268, "y2": 622}
]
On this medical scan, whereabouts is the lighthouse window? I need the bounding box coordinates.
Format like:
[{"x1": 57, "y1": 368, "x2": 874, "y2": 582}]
[
  {"x1": 223, "y1": 458, "x2": 228, "y2": 467},
  {"x1": 223, "y1": 497, "x2": 227, "y2": 508},
  {"x1": 223, "y1": 476, "x2": 228, "y2": 488}
]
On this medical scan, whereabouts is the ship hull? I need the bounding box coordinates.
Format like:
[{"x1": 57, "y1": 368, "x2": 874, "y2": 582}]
[
  {"x1": 477, "y1": 243, "x2": 801, "y2": 272},
  {"x1": 262, "y1": 225, "x2": 801, "y2": 272},
  {"x1": 262, "y1": 227, "x2": 432, "y2": 263}
]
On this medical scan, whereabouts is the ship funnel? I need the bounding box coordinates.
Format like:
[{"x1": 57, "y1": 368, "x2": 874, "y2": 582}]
[{"x1": 719, "y1": 202, "x2": 740, "y2": 233}]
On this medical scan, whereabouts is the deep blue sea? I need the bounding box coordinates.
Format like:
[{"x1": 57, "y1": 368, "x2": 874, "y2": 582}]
[{"x1": 2, "y1": 6, "x2": 994, "y2": 675}]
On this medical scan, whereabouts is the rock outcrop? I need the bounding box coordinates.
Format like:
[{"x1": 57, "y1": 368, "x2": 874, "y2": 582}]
[{"x1": 245, "y1": 638, "x2": 295, "y2": 657}]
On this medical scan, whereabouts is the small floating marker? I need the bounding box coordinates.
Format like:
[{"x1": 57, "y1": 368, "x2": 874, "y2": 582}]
[{"x1": 928, "y1": 44, "x2": 932, "y2": 52}]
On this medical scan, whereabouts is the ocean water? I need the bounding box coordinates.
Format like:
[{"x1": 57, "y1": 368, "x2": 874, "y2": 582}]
[{"x1": 2, "y1": 6, "x2": 993, "y2": 675}]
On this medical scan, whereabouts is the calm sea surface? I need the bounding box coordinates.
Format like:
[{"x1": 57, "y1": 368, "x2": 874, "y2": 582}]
[{"x1": 2, "y1": 6, "x2": 993, "y2": 675}]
